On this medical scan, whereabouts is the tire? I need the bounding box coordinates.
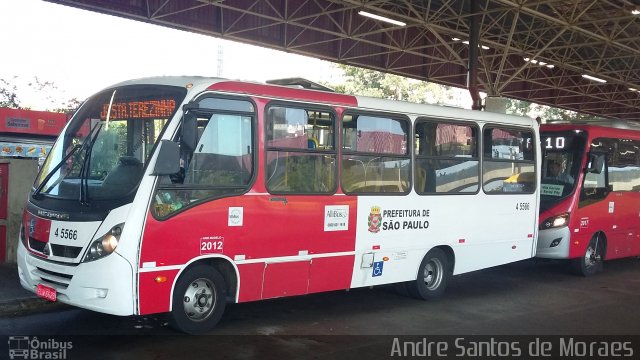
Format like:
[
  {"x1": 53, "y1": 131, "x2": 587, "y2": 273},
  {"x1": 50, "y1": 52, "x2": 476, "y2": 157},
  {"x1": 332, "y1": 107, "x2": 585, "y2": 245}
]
[
  {"x1": 571, "y1": 234, "x2": 604, "y2": 277},
  {"x1": 168, "y1": 265, "x2": 227, "y2": 334},
  {"x1": 407, "y1": 248, "x2": 451, "y2": 300}
]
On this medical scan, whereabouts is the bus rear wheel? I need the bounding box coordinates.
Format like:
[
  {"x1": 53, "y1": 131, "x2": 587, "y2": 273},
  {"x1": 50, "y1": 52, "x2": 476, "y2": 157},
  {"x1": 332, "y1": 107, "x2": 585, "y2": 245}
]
[
  {"x1": 169, "y1": 265, "x2": 227, "y2": 334},
  {"x1": 407, "y1": 248, "x2": 451, "y2": 300},
  {"x1": 571, "y1": 234, "x2": 604, "y2": 277}
]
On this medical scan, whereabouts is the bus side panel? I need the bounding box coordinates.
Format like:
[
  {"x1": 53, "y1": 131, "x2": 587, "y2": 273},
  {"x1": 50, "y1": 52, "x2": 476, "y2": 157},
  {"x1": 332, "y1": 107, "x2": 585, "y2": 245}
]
[
  {"x1": 138, "y1": 199, "x2": 244, "y2": 314},
  {"x1": 632, "y1": 192, "x2": 640, "y2": 256},
  {"x1": 561, "y1": 208, "x2": 589, "y2": 260},
  {"x1": 606, "y1": 193, "x2": 634, "y2": 259},
  {"x1": 350, "y1": 193, "x2": 537, "y2": 288},
  {"x1": 141, "y1": 195, "x2": 357, "y2": 262},
  {"x1": 307, "y1": 255, "x2": 355, "y2": 294},
  {"x1": 621, "y1": 191, "x2": 640, "y2": 257},
  {"x1": 138, "y1": 269, "x2": 179, "y2": 314},
  {"x1": 139, "y1": 194, "x2": 358, "y2": 308},
  {"x1": 570, "y1": 192, "x2": 631, "y2": 260},
  {"x1": 602, "y1": 191, "x2": 640, "y2": 259},
  {"x1": 262, "y1": 261, "x2": 310, "y2": 298},
  {"x1": 235, "y1": 255, "x2": 356, "y2": 302},
  {"x1": 237, "y1": 262, "x2": 264, "y2": 302}
]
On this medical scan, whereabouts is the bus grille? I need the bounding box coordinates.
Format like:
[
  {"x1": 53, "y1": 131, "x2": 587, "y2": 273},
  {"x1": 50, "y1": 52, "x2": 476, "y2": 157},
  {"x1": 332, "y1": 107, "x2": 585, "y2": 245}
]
[
  {"x1": 34, "y1": 267, "x2": 73, "y2": 289},
  {"x1": 28, "y1": 238, "x2": 46, "y2": 253},
  {"x1": 51, "y1": 244, "x2": 83, "y2": 258}
]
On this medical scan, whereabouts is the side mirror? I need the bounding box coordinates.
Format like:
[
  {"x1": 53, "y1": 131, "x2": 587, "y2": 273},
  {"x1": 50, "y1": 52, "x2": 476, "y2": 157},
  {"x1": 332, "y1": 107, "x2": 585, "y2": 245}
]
[
  {"x1": 152, "y1": 140, "x2": 180, "y2": 175},
  {"x1": 181, "y1": 103, "x2": 198, "y2": 151},
  {"x1": 587, "y1": 153, "x2": 605, "y2": 174}
]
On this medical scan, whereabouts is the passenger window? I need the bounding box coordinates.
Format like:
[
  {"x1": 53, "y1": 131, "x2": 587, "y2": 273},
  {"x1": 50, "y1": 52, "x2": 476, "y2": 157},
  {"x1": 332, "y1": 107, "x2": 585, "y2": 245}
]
[
  {"x1": 265, "y1": 105, "x2": 336, "y2": 194},
  {"x1": 605, "y1": 138, "x2": 640, "y2": 192},
  {"x1": 414, "y1": 120, "x2": 479, "y2": 194},
  {"x1": 341, "y1": 113, "x2": 410, "y2": 194},
  {"x1": 482, "y1": 127, "x2": 536, "y2": 194}
]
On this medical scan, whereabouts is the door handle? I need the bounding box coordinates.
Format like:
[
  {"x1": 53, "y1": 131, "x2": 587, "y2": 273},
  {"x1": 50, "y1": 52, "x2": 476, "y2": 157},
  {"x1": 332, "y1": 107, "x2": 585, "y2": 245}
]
[{"x1": 269, "y1": 197, "x2": 288, "y2": 204}]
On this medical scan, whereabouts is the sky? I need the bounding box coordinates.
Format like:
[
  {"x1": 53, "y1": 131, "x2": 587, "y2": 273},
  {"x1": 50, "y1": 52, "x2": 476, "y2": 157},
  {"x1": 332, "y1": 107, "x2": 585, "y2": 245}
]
[{"x1": 0, "y1": 0, "x2": 341, "y2": 110}]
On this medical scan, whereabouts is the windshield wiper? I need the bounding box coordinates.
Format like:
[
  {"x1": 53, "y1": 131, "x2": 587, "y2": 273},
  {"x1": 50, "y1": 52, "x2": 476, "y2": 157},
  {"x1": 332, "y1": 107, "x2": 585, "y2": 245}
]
[
  {"x1": 32, "y1": 143, "x2": 83, "y2": 199},
  {"x1": 33, "y1": 123, "x2": 102, "y2": 199},
  {"x1": 78, "y1": 124, "x2": 103, "y2": 205}
]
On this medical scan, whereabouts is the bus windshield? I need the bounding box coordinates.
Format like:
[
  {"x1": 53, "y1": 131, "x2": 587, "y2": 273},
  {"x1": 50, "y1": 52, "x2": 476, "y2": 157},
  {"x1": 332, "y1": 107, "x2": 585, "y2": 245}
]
[
  {"x1": 33, "y1": 84, "x2": 186, "y2": 202},
  {"x1": 540, "y1": 132, "x2": 586, "y2": 211}
]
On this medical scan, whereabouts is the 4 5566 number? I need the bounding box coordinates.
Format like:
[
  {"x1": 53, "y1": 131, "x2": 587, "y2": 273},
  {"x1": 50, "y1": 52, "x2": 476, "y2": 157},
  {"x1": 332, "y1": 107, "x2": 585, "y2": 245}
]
[{"x1": 54, "y1": 228, "x2": 78, "y2": 240}]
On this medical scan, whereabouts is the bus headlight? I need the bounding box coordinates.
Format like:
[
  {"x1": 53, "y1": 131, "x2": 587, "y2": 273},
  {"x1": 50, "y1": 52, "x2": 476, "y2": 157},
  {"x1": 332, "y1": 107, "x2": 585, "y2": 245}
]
[
  {"x1": 539, "y1": 213, "x2": 570, "y2": 230},
  {"x1": 83, "y1": 223, "x2": 124, "y2": 262}
]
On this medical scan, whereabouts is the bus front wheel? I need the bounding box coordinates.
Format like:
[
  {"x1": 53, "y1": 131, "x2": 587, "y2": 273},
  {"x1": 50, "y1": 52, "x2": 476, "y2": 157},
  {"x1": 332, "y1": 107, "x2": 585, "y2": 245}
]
[
  {"x1": 407, "y1": 248, "x2": 451, "y2": 300},
  {"x1": 571, "y1": 234, "x2": 604, "y2": 277},
  {"x1": 169, "y1": 265, "x2": 227, "y2": 334}
]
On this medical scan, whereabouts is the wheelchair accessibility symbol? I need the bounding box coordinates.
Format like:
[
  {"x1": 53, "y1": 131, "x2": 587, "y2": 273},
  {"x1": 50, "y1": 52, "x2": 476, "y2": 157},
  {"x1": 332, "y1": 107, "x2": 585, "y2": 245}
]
[{"x1": 372, "y1": 261, "x2": 384, "y2": 277}]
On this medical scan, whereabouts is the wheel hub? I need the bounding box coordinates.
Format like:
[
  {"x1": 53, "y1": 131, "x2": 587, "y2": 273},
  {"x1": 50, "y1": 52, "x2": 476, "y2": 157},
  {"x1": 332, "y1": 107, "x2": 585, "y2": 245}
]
[
  {"x1": 183, "y1": 278, "x2": 216, "y2": 321},
  {"x1": 585, "y1": 245, "x2": 600, "y2": 268},
  {"x1": 423, "y1": 259, "x2": 443, "y2": 290}
]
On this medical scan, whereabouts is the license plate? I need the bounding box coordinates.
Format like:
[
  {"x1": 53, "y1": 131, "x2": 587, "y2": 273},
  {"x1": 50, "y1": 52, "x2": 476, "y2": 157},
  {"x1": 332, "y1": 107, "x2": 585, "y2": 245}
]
[{"x1": 36, "y1": 284, "x2": 57, "y2": 302}]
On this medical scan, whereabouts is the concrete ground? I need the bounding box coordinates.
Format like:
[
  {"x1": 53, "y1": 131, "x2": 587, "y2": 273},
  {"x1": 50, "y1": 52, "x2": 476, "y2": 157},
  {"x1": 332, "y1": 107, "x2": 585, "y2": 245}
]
[
  {"x1": 2, "y1": 257, "x2": 640, "y2": 335},
  {"x1": 2, "y1": 258, "x2": 640, "y2": 358},
  {"x1": 0, "y1": 263, "x2": 65, "y2": 317}
]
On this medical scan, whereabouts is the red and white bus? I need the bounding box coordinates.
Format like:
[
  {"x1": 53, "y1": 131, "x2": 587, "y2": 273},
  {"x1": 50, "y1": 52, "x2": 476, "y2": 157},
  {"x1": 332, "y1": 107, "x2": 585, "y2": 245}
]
[
  {"x1": 17, "y1": 77, "x2": 540, "y2": 333},
  {"x1": 537, "y1": 123, "x2": 640, "y2": 275}
]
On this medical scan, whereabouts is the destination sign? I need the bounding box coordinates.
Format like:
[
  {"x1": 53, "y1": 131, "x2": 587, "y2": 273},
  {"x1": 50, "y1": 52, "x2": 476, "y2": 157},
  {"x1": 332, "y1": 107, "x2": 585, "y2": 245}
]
[{"x1": 100, "y1": 99, "x2": 176, "y2": 119}]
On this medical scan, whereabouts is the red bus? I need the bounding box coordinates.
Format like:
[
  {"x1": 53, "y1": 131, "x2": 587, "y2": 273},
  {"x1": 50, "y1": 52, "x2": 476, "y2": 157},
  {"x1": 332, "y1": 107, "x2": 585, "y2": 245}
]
[
  {"x1": 17, "y1": 77, "x2": 540, "y2": 333},
  {"x1": 537, "y1": 123, "x2": 640, "y2": 275}
]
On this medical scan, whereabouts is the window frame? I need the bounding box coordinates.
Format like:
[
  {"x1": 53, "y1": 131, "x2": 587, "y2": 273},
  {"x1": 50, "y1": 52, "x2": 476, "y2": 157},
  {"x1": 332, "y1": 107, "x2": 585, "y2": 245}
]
[
  {"x1": 151, "y1": 93, "x2": 258, "y2": 220},
  {"x1": 340, "y1": 109, "x2": 412, "y2": 196},
  {"x1": 264, "y1": 101, "x2": 338, "y2": 195},
  {"x1": 591, "y1": 137, "x2": 640, "y2": 193},
  {"x1": 481, "y1": 124, "x2": 537, "y2": 195},
  {"x1": 414, "y1": 117, "x2": 480, "y2": 195}
]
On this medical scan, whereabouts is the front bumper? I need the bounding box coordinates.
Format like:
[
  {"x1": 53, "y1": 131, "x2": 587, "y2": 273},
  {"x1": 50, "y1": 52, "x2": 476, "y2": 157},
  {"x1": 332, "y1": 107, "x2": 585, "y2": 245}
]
[
  {"x1": 535, "y1": 226, "x2": 571, "y2": 259},
  {"x1": 17, "y1": 241, "x2": 135, "y2": 316}
]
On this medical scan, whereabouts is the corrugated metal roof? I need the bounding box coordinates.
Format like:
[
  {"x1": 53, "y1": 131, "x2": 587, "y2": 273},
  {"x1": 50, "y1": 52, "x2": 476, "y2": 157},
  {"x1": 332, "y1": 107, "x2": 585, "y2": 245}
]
[{"x1": 44, "y1": 0, "x2": 640, "y2": 121}]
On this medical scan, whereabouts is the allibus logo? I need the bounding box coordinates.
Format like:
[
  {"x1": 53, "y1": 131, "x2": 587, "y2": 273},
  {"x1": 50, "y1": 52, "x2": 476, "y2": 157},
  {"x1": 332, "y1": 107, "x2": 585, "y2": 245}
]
[{"x1": 7, "y1": 336, "x2": 73, "y2": 360}]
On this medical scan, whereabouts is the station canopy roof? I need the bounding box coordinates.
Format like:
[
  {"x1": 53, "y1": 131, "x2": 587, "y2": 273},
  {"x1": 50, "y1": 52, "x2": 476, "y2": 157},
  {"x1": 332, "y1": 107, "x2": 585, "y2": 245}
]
[{"x1": 46, "y1": 0, "x2": 640, "y2": 121}]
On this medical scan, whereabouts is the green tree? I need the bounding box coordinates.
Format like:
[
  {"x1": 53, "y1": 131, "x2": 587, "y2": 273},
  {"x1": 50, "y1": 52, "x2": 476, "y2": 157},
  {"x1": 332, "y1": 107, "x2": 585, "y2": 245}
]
[
  {"x1": 0, "y1": 78, "x2": 21, "y2": 108},
  {"x1": 51, "y1": 97, "x2": 83, "y2": 114},
  {"x1": 506, "y1": 98, "x2": 600, "y2": 122},
  {"x1": 328, "y1": 64, "x2": 601, "y2": 121},
  {"x1": 328, "y1": 64, "x2": 458, "y2": 105},
  {"x1": 0, "y1": 76, "x2": 80, "y2": 113},
  {"x1": 505, "y1": 98, "x2": 534, "y2": 117}
]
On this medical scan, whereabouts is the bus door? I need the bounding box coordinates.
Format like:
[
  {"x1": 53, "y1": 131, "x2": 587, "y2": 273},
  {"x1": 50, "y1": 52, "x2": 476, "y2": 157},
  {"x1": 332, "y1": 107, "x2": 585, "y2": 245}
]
[
  {"x1": 581, "y1": 148, "x2": 627, "y2": 258},
  {"x1": 256, "y1": 195, "x2": 356, "y2": 299},
  {"x1": 258, "y1": 195, "x2": 315, "y2": 299},
  {"x1": 262, "y1": 104, "x2": 354, "y2": 298}
]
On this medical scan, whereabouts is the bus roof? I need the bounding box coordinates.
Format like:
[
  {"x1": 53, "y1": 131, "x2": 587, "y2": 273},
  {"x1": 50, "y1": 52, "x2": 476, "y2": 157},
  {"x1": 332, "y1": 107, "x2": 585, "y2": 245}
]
[
  {"x1": 541, "y1": 123, "x2": 640, "y2": 139},
  {"x1": 104, "y1": 76, "x2": 536, "y2": 127},
  {"x1": 353, "y1": 95, "x2": 534, "y2": 126}
]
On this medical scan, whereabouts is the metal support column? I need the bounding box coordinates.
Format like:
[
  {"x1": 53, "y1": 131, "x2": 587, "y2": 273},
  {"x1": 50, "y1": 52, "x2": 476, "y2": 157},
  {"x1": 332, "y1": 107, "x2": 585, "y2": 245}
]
[{"x1": 467, "y1": 0, "x2": 482, "y2": 110}]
